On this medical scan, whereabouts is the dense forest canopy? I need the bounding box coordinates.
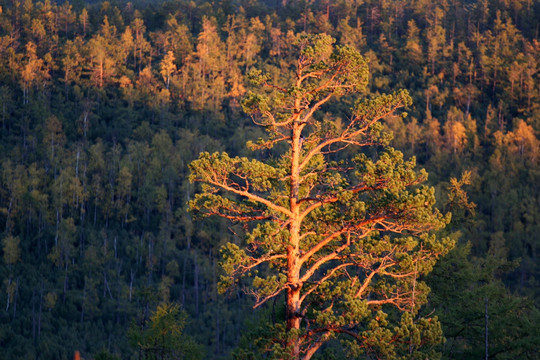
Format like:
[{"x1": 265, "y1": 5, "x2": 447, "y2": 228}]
[{"x1": 0, "y1": 0, "x2": 538, "y2": 359}]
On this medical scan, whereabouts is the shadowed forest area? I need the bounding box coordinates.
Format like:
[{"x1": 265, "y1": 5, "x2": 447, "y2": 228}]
[{"x1": 0, "y1": 0, "x2": 539, "y2": 359}]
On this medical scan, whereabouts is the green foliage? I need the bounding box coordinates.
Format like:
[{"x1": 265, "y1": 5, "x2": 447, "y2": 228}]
[
  {"x1": 2, "y1": 235, "x2": 20, "y2": 266},
  {"x1": 94, "y1": 350, "x2": 121, "y2": 360},
  {"x1": 128, "y1": 303, "x2": 203, "y2": 360}
]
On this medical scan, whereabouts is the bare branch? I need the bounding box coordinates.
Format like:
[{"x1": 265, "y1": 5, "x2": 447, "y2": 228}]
[
  {"x1": 354, "y1": 259, "x2": 396, "y2": 298},
  {"x1": 252, "y1": 285, "x2": 288, "y2": 309},
  {"x1": 299, "y1": 100, "x2": 408, "y2": 171},
  {"x1": 262, "y1": 82, "x2": 287, "y2": 93},
  {"x1": 300, "y1": 262, "x2": 354, "y2": 304},
  {"x1": 299, "y1": 229, "x2": 347, "y2": 266},
  {"x1": 202, "y1": 178, "x2": 293, "y2": 218},
  {"x1": 298, "y1": 184, "x2": 385, "y2": 223},
  {"x1": 249, "y1": 133, "x2": 291, "y2": 150},
  {"x1": 301, "y1": 240, "x2": 356, "y2": 283},
  {"x1": 299, "y1": 92, "x2": 334, "y2": 124},
  {"x1": 236, "y1": 254, "x2": 287, "y2": 275},
  {"x1": 298, "y1": 68, "x2": 329, "y2": 83},
  {"x1": 301, "y1": 332, "x2": 331, "y2": 360}
]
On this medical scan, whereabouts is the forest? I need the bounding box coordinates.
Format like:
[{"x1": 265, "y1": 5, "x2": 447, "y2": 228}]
[{"x1": 0, "y1": 0, "x2": 538, "y2": 359}]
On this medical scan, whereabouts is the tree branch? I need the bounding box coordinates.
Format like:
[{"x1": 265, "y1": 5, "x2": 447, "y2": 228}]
[
  {"x1": 203, "y1": 178, "x2": 293, "y2": 218},
  {"x1": 300, "y1": 262, "x2": 354, "y2": 304},
  {"x1": 299, "y1": 100, "x2": 407, "y2": 171}
]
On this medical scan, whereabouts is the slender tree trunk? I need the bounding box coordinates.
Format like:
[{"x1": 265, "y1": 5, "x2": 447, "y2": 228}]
[
  {"x1": 63, "y1": 263, "x2": 69, "y2": 303},
  {"x1": 5, "y1": 277, "x2": 11, "y2": 311},
  {"x1": 194, "y1": 252, "x2": 199, "y2": 317},
  {"x1": 182, "y1": 236, "x2": 190, "y2": 307},
  {"x1": 81, "y1": 279, "x2": 86, "y2": 324},
  {"x1": 129, "y1": 269, "x2": 134, "y2": 302},
  {"x1": 38, "y1": 279, "x2": 43, "y2": 338},
  {"x1": 213, "y1": 256, "x2": 220, "y2": 355},
  {"x1": 99, "y1": 59, "x2": 103, "y2": 87},
  {"x1": 182, "y1": 254, "x2": 187, "y2": 307},
  {"x1": 485, "y1": 298, "x2": 489, "y2": 360},
  {"x1": 32, "y1": 290, "x2": 36, "y2": 339},
  {"x1": 13, "y1": 277, "x2": 18, "y2": 319}
]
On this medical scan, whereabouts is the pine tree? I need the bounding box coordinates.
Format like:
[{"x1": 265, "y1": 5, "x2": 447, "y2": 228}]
[{"x1": 189, "y1": 34, "x2": 453, "y2": 359}]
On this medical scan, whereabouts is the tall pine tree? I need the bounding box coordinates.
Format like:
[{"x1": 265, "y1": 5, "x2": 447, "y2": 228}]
[{"x1": 189, "y1": 34, "x2": 453, "y2": 359}]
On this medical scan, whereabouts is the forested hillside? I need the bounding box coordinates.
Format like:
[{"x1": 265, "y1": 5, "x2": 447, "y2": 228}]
[{"x1": 0, "y1": 0, "x2": 538, "y2": 359}]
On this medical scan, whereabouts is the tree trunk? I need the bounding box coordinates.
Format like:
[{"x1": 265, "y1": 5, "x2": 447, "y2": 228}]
[
  {"x1": 485, "y1": 298, "x2": 489, "y2": 360},
  {"x1": 81, "y1": 279, "x2": 86, "y2": 324},
  {"x1": 38, "y1": 279, "x2": 43, "y2": 338},
  {"x1": 32, "y1": 290, "x2": 36, "y2": 339},
  {"x1": 5, "y1": 277, "x2": 10, "y2": 311},
  {"x1": 194, "y1": 253, "x2": 199, "y2": 317},
  {"x1": 286, "y1": 108, "x2": 303, "y2": 357},
  {"x1": 63, "y1": 263, "x2": 69, "y2": 303}
]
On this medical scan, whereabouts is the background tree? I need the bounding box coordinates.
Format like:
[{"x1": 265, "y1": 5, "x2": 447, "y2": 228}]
[
  {"x1": 427, "y1": 238, "x2": 540, "y2": 360},
  {"x1": 128, "y1": 303, "x2": 203, "y2": 360},
  {"x1": 189, "y1": 34, "x2": 452, "y2": 359}
]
